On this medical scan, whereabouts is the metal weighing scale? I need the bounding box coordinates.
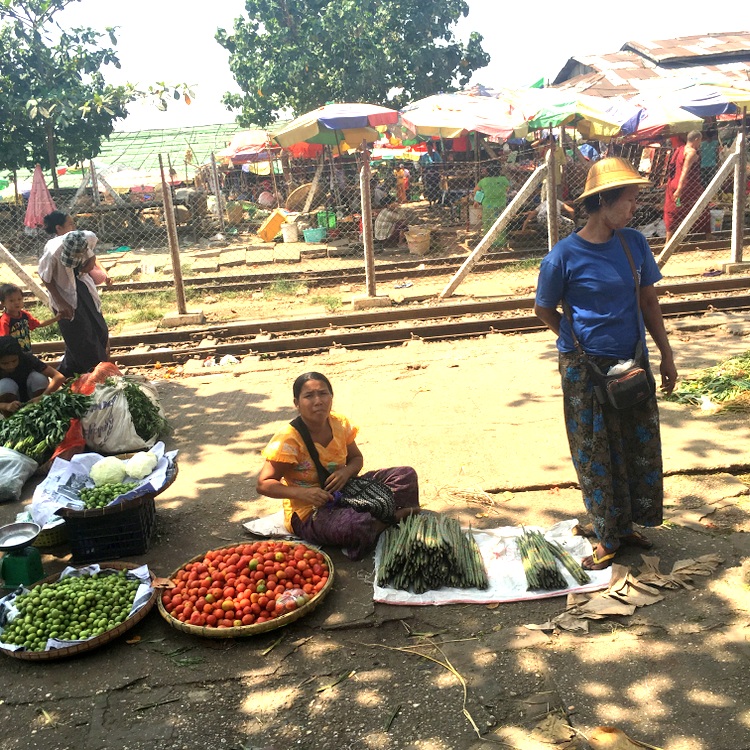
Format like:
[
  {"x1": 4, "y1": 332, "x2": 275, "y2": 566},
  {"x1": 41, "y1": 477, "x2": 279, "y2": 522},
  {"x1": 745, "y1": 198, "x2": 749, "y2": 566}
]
[{"x1": 0, "y1": 522, "x2": 45, "y2": 588}]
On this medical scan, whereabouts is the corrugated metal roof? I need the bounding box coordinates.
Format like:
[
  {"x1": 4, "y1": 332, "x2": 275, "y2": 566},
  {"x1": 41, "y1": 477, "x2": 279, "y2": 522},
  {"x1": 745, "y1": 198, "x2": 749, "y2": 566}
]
[
  {"x1": 553, "y1": 33, "x2": 750, "y2": 98},
  {"x1": 624, "y1": 32, "x2": 750, "y2": 64}
]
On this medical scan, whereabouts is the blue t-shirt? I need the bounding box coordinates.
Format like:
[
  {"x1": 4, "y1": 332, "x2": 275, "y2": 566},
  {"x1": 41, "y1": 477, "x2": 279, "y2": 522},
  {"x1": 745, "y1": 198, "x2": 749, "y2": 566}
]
[{"x1": 535, "y1": 228, "x2": 662, "y2": 358}]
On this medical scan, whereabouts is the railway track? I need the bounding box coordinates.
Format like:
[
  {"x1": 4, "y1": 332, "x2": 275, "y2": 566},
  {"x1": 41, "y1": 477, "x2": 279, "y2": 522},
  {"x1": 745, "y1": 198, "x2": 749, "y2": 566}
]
[{"x1": 32, "y1": 276, "x2": 750, "y2": 368}]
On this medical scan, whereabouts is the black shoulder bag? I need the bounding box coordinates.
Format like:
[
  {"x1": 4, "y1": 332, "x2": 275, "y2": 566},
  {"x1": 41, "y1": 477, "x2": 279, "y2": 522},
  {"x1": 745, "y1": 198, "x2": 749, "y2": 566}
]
[
  {"x1": 563, "y1": 231, "x2": 656, "y2": 410},
  {"x1": 289, "y1": 416, "x2": 395, "y2": 522}
]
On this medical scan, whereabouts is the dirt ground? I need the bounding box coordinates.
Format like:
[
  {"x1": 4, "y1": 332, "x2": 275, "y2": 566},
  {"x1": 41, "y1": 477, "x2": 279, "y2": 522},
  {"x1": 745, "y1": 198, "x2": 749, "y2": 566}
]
[{"x1": 1, "y1": 304, "x2": 750, "y2": 750}]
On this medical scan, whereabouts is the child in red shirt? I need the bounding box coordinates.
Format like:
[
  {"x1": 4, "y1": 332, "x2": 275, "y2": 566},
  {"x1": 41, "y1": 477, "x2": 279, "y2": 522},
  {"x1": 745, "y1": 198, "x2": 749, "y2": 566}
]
[{"x1": 0, "y1": 284, "x2": 60, "y2": 353}]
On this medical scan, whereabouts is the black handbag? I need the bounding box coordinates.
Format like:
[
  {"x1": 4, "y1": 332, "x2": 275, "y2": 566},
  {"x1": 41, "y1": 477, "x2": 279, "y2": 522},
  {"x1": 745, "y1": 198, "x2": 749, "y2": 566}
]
[
  {"x1": 563, "y1": 231, "x2": 656, "y2": 410},
  {"x1": 289, "y1": 417, "x2": 396, "y2": 522}
]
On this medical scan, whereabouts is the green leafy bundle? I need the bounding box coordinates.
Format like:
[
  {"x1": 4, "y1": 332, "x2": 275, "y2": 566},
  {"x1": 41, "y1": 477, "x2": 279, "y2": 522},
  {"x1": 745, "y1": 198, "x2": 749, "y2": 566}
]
[
  {"x1": 667, "y1": 352, "x2": 750, "y2": 411},
  {"x1": 0, "y1": 386, "x2": 92, "y2": 463},
  {"x1": 377, "y1": 513, "x2": 488, "y2": 594},
  {"x1": 116, "y1": 378, "x2": 169, "y2": 441}
]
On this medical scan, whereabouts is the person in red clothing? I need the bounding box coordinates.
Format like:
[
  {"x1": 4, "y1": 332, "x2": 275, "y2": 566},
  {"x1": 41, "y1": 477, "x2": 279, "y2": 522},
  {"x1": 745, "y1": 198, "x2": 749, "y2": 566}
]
[{"x1": 0, "y1": 284, "x2": 60, "y2": 353}]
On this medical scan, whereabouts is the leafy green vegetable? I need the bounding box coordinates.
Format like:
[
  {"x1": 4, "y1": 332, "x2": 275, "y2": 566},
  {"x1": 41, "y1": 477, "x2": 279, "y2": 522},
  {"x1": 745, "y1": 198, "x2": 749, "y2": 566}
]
[{"x1": 667, "y1": 352, "x2": 750, "y2": 411}]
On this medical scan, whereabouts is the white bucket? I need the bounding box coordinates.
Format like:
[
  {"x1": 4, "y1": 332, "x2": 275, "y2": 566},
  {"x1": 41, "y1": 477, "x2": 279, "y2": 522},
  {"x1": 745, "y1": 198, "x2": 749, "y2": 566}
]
[
  {"x1": 281, "y1": 222, "x2": 299, "y2": 243},
  {"x1": 405, "y1": 232, "x2": 431, "y2": 256},
  {"x1": 709, "y1": 209, "x2": 725, "y2": 233},
  {"x1": 468, "y1": 205, "x2": 482, "y2": 228}
]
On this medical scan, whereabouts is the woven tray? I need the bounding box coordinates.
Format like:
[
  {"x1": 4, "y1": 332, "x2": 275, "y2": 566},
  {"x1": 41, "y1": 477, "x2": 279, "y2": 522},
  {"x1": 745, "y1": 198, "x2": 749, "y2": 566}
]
[
  {"x1": 157, "y1": 542, "x2": 335, "y2": 638},
  {"x1": 57, "y1": 461, "x2": 179, "y2": 522},
  {"x1": 1, "y1": 562, "x2": 157, "y2": 661}
]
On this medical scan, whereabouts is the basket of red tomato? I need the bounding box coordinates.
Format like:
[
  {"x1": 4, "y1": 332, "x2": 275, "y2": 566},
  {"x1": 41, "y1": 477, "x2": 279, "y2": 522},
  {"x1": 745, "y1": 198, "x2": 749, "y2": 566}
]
[{"x1": 157, "y1": 539, "x2": 334, "y2": 637}]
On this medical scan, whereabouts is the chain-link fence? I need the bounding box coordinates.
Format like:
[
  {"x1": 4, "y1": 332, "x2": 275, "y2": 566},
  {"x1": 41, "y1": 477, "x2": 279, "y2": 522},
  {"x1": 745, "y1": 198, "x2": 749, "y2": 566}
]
[{"x1": 0, "y1": 123, "x2": 748, "y2": 332}]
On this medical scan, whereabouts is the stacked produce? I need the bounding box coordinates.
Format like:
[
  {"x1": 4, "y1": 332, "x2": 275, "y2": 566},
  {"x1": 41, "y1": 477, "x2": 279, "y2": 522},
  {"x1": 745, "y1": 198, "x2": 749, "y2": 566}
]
[
  {"x1": 161, "y1": 542, "x2": 330, "y2": 629},
  {"x1": 0, "y1": 570, "x2": 141, "y2": 651},
  {"x1": 115, "y1": 378, "x2": 170, "y2": 441},
  {"x1": 517, "y1": 529, "x2": 590, "y2": 591},
  {"x1": 0, "y1": 386, "x2": 92, "y2": 463},
  {"x1": 75, "y1": 452, "x2": 159, "y2": 510},
  {"x1": 79, "y1": 483, "x2": 137, "y2": 509},
  {"x1": 377, "y1": 513, "x2": 488, "y2": 594}
]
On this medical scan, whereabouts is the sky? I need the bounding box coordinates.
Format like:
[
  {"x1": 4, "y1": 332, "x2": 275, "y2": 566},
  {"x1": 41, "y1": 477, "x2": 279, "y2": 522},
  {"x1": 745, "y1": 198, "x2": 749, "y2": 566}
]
[{"x1": 56, "y1": 0, "x2": 750, "y2": 133}]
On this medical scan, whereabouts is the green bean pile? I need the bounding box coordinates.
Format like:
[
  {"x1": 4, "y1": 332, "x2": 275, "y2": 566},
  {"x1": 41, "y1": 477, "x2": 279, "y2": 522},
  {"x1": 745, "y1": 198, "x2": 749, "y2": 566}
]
[
  {"x1": 517, "y1": 529, "x2": 590, "y2": 591},
  {"x1": 377, "y1": 513, "x2": 488, "y2": 594}
]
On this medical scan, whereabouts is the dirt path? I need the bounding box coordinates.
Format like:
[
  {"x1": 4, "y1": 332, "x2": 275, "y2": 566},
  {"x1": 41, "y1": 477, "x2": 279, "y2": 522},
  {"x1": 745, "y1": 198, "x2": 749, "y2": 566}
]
[{"x1": 1, "y1": 317, "x2": 750, "y2": 749}]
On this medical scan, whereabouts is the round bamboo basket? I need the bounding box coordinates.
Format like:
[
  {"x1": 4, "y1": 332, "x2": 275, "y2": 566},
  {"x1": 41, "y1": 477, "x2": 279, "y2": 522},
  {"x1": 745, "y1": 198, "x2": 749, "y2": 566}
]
[
  {"x1": 0, "y1": 562, "x2": 157, "y2": 661},
  {"x1": 285, "y1": 183, "x2": 323, "y2": 212},
  {"x1": 157, "y1": 541, "x2": 335, "y2": 638}
]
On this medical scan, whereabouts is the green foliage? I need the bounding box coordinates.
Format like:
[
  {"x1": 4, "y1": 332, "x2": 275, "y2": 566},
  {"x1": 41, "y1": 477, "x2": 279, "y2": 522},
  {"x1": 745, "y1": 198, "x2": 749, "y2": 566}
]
[
  {"x1": 263, "y1": 278, "x2": 305, "y2": 298},
  {"x1": 217, "y1": 0, "x2": 489, "y2": 127},
  {"x1": 311, "y1": 294, "x2": 342, "y2": 312},
  {"x1": 0, "y1": 0, "x2": 195, "y2": 173}
]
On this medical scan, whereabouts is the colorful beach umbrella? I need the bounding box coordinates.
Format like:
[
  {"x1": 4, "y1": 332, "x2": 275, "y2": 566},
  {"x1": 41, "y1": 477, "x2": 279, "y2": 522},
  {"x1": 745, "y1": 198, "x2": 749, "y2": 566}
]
[
  {"x1": 400, "y1": 91, "x2": 528, "y2": 142},
  {"x1": 272, "y1": 103, "x2": 399, "y2": 149}
]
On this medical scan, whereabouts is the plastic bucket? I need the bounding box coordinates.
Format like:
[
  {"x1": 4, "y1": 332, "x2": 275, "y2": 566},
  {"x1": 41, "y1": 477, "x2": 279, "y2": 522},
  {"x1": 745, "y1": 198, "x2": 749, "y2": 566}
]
[
  {"x1": 710, "y1": 209, "x2": 725, "y2": 233},
  {"x1": 405, "y1": 232, "x2": 431, "y2": 256},
  {"x1": 281, "y1": 222, "x2": 299, "y2": 243},
  {"x1": 468, "y1": 205, "x2": 482, "y2": 228},
  {"x1": 302, "y1": 227, "x2": 327, "y2": 243}
]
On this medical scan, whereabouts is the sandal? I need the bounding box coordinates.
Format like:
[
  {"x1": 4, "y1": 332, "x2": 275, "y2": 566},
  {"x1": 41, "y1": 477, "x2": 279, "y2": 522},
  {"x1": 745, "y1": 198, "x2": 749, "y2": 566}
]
[
  {"x1": 582, "y1": 545, "x2": 618, "y2": 570},
  {"x1": 621, "y1": 531, "x2": 653, "y2": 550},
  {"x1": 573, "y1": 522, "x2": 597, "y2": 539}
]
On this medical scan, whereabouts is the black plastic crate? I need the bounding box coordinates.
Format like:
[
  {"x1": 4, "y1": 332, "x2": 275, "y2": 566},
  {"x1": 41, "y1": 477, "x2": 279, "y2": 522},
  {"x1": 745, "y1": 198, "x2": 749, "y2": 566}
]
[{"x1": 60, "y1": 494, "x2": 156, "y2": 564}]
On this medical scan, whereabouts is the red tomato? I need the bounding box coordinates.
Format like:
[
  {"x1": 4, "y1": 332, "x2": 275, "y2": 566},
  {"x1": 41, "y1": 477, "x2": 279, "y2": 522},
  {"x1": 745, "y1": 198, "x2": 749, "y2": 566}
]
[
  {"x1": 206, "y1": 614, "x2": 217, "y2": 626},
  {"x1": 242, "y1": 614, "x2": 254, "y2": 626}
]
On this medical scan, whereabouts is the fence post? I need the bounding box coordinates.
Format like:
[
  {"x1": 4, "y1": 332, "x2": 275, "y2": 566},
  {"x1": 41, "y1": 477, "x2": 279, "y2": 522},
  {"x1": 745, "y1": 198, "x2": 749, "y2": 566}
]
[
  {"x1": 159, "y1": 154, "x2": 187, "y2": 315},
  {"x1": 210, "y1": 152, "x2": 226, "y2": 235},
  {"x1": 730, "y1": 124, "x2": 746, "y2": 264},
  {"x1": 545, "y1": 149, "x2": 559, "y2": 250},
  {"x1": 360, "y1": 140, "x2": 377, "y2": 297},
  {"x1": 439, "y1": 163, "x2": 547, "y2": 299}
]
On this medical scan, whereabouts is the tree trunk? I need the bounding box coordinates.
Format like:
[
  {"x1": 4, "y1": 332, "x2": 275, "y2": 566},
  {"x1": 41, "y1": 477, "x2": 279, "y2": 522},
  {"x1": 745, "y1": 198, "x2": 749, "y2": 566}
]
[{"x1": 44, "y1": 118, "x2": 59, "y2": 191}]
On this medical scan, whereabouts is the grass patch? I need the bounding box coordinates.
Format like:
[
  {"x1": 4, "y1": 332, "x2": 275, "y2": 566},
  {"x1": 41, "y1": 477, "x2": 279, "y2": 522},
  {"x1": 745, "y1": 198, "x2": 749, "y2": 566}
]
[
  {"x1": 311, "y1": 294, "x2": 343, "y2": 313},
  {"x1": 263, "y1": 278, "x2": 305, "y2": 299},
  {"x1": 501, "y1": 257, "x2": 542, "y2": 273}
]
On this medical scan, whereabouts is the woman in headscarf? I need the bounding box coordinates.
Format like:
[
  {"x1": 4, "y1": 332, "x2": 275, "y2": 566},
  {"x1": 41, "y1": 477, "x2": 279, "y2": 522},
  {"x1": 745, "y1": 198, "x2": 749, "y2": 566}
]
[{"x1": 38, "y1": 212, "x2": 110, "y2": 377}]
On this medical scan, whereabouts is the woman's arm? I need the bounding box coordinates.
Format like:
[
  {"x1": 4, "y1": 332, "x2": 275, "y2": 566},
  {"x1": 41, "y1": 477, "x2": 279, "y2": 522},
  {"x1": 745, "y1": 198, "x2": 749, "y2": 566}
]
[
  {"x1": 640, "y1": 285, "x2": 677, "y2": 394},
  {"x1": 42, "y1": 281, "x2": 74, "y2": 320},
  {"x1": 323, "y1": 441, "x2": 364, "y2": 493},
  {"x1": 534, "y1": 303, "x2": 561, "y2": 336},
  {"x1": 256, "y1": 459, "x2": 332, "y2": 507}
]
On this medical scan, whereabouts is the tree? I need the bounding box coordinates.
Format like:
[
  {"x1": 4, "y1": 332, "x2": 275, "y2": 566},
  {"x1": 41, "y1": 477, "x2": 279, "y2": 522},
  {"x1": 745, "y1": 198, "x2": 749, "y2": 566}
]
[
  {"x1": 217, "y1": 0, "x2": 489, "y2": 127},
  {"x1": 0, "y1": 0, "x2": 192, "y2": 187}
]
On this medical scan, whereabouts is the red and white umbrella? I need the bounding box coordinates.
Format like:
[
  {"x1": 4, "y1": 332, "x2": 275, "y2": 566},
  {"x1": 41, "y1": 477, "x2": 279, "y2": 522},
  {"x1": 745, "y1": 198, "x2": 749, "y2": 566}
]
[{"x1": 24, "y1": 164, "x2": 56, "y2": 229}]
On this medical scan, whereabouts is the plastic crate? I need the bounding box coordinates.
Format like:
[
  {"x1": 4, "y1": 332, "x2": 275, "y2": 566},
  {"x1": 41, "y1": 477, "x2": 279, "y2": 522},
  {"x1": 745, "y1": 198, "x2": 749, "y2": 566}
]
[
  {"x1": 60, "y1": 494, "x2": 156, "y2": 564},
  {"x1": 56, "y1": 462, "x2": 178, "y2": 564},
  {"x1": 302, "y1": 227, "x2": 326, "y2": 243}
]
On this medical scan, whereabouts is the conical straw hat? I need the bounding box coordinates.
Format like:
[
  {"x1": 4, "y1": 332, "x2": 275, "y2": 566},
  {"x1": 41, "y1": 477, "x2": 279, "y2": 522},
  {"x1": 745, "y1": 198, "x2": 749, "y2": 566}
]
[{"x1": 576, "y1": 157, "x2": 651, "y2": 202}]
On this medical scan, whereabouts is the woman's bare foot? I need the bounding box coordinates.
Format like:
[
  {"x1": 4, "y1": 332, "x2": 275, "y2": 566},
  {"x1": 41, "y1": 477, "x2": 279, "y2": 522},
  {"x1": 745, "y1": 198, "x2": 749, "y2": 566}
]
[{"x1": 581, "y1": 544, "x2": 619, "y2": 570}]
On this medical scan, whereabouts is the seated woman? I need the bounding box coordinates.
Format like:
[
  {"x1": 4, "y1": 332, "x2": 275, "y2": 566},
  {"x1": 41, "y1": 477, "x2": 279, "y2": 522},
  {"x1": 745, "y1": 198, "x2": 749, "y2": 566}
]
[
  {"x1": 0, "y1": 336, "x2": 65, "y2": 416},
  {"x1": 257, "y1": 372, "x2": 420, "y2": 560}
]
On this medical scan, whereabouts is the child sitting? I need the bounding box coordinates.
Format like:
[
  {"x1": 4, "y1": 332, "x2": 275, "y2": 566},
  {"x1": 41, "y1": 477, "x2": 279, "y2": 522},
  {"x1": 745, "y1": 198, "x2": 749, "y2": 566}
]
[
  {"x1": 0, "y1": 284, "x2": 60, "y2": 353},
  {"x1": 0, "y1": 336, "x2": 65, "y2": 416}
]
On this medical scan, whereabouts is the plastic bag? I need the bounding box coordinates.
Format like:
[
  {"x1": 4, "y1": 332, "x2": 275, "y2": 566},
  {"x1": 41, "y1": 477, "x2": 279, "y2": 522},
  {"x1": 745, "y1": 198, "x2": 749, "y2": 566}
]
[
  {"x1": 0, "y1": 447, "x2": 38, "y2": 502},
  {"x1": 81, "y1": 378, "x2": 163, "y2": 454}
]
